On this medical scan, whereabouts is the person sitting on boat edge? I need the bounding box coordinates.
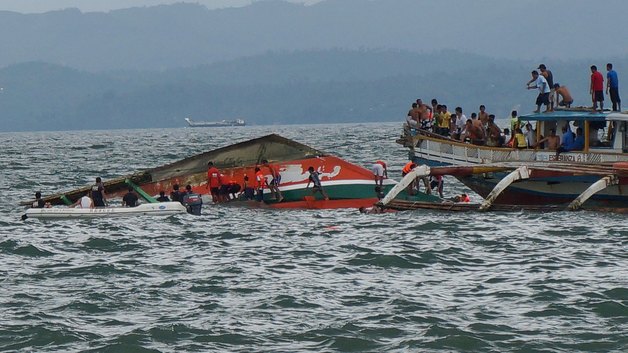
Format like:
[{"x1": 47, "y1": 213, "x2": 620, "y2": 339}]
[
  {"x1": 91, "y1": 177, "x2": 107, "y2": 207},
  {"x1": 71, "y1": 192, "x2": 93, "y2": 209},
  {"x1": 182, "y1": 184, "x2": 203, "y2": 215},
  {"x1": 514, "y1": 128, "x2": 527, "y2": 149},
  {"x1": 556, "y1": 127, "x2": 585, "y2": 156},
  {"x1": 306, "y1": 166, "x2": 329, "y2": 200},
  {"x1": 156, "y1": 191, "x2": 170, "y2": 202},
  {"x1": 534, "y1": 128, "x2": 560, "y2": 150},
  {"x1": 122, "y1": 186, "x2": 139, "y2": 207}
]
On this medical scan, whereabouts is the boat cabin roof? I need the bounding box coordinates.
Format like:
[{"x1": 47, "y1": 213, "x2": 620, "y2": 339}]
[{"x1": 520, "y1": 110, "x2": 628, "y2": 122}]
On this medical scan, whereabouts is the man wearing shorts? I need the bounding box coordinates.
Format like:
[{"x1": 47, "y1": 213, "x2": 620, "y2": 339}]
[
  {"x1": 206, "y1": 161, "x2": 222, "y2": 203},
  {"x1": 590, "y1": 65, "x2": 604, "y2": 111},
  {"x1": 526, "y1": 70, "x2": 550, "y2": 113},
  {"x1": 371, "y1": 160, "x2": 388, "y2": 187}
]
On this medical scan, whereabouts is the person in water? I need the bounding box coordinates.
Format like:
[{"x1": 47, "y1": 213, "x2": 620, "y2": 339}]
[
  {"x1": 170, "y1": 184, "x2": 184, "y2": 204},
  {"x1": 156, "y1": 191, "x2": 170, "y2": 202},
  {"x1": 32, "y1": 191, "x2": 47, "y2": 208},
  {"x1": 91, "y1": 177, "x2": 107, "y2": 207},
  {"x1": 122, "y1": 186, "x2": 139, "y2": 207},
  {"x1": 306, "y1": 166, "x2": 329, "y2": 200}
]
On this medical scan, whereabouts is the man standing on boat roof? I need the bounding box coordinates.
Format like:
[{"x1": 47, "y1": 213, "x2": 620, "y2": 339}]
[
  {"x1": 91, "y1": 177, "x2": 107, "y2": 207},
  {"x1": 262, "y1": 159, "x2": 283, "y2": 202},
  {"x1": 606, "y1": 63, "x2": 621, "y2": 111},
  {"x1": 206, "y1": 161, "x2": 223, "y2": 203},
  {"x1": 590, "y1": 65, "x2": 605, "y2": 111},
  {"x1": 526, "y1": 70, "x2": 550, "y2": 113},
  {"x1": 537, "y1": 64, "x2": 555, "y2": 111}
]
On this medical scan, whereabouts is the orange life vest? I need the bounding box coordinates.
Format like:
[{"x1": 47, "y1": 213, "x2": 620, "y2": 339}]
[{"x1": 402, "y1": 161, "x2": 416, "y2": 174}]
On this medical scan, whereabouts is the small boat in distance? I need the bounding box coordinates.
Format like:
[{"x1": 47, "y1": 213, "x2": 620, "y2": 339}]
[{"x1": 185, "y1": 117, "x2": 246, "y2": 127}]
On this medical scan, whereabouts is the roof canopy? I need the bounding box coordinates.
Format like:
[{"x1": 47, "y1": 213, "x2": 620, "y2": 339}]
[{"x1": 519, "y1": 110, "x2": 628, "y2": 122}]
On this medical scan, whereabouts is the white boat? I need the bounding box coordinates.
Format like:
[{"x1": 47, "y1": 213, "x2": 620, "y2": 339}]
[
  {"x1": 184, "y1": 117, "x2": 245, "y2": 127},
  {"x1": 23, "y1": 202, "x2": 187, "y2": 220}
]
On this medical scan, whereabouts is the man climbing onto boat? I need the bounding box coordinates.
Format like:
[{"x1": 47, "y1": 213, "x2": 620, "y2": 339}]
[
  {"x1": 206, "y1": 161, "x2": 223, "y2": 203},
  {"x1": 306, "y1": 166, "x2": 329, "y2": 200},
  {"x1": 406, "y1": 102, "x2": 420, "y2": 129},
  {"x1": 122, "y1": 186, "x2": 139, "y2": 207},
  {"x1": 91, "y1": 177, "x2": 107, "y2": 207},
  {"x1": 182, "y1": 184, "x2": 203, "y2": 215},
  {"x1": 372, "y1": 160, "x2": 388, "y2": 188},
  {"x1": 526, "y1": 70, "x2": 550, "y2": 113},
  {"x1": 262, "y1": 159, "x2": 283, "y2": 202},
  {"x1": 590, "y1": 65, "x2": 604, "y2": 111}
]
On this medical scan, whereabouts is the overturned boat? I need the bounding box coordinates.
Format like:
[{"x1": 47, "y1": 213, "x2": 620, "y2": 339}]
[{"x1": 21, "y1": 134, "x2": 417, "y2": 210}]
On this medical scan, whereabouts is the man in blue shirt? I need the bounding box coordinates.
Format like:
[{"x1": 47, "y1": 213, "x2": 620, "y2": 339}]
[
  {"x1": 557, "y1": 127, "x2": 585, "y2": 156},
  {"x1": 606, "y1": 63, "x2": 621, "y2": 111}
]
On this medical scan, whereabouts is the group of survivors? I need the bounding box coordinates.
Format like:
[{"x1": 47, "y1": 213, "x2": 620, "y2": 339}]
[{"x1": 32, "y1": 159, "x2": 330, "y2": 215}]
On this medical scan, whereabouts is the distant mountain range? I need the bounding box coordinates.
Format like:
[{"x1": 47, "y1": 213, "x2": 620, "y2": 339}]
[
  {"x1": 1, "y1": 0, "x2": 627, "y2": 71},
  {"x1": 2, "y1": 49, "x2": 625, "y2": 132}
]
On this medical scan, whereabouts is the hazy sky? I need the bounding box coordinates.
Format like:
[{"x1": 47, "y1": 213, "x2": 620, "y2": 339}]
[{"x1": 0, "y1": 0, "x2": 322, "y2": 13}]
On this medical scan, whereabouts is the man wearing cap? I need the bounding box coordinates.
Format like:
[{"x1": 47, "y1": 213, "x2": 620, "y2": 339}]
[{"x1": 537, "y1": 64, "x2": 555, "y2": 111}]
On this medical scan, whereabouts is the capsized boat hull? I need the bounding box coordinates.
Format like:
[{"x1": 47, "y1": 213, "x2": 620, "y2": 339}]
[{"x1": 24, "y1": 202, "x2": 186, "y2": 219}]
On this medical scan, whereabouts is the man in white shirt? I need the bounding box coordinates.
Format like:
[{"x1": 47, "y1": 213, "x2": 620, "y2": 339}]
[
  {"x1": 526, "y1": 70, "x2": 551, "y2": 113},
  {"x1": 71, "y1": 193, "x2": 94, "y2": 209}
]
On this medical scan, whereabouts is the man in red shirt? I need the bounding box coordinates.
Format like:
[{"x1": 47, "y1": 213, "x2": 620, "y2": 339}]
[
  {"x1": 206, "y1": 161, "x2": 222, "y2": 202},
  {"x1": 590, "y1": 65, "x2": 604, "y2": 111}
]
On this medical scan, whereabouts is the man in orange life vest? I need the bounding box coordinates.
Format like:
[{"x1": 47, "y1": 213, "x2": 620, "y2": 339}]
[
  {"x1": 206, "y1": 161, "x2": 223, "y2": 203},
  {"x1": 401, "y1": 161, "x2": 417, "y2": 195}
]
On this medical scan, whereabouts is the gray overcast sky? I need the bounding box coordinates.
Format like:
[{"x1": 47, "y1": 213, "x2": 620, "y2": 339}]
[{"x1": 0, "y1": 0, "x2": 321, "y2": 13}]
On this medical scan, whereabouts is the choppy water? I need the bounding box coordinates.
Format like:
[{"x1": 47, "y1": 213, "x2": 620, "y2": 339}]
[{"x1": 1, "y1": 123, "x2": 627, "y2": 352}]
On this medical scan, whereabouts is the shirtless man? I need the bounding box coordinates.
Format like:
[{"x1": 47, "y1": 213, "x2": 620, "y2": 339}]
[
  {"x1": 416, "y1": 99, "x2": 433, "y2": 130},
  {"x1": 534, "y1": 128, "x2": 561, "y2": 150},
  {"x1": 478, "y1": 105, "x2": 489, "y2": 127},
  {"x1": 554, "y1": 83, "x2": 574, "y2": 108},
  {"x1": 406, "y1": 102, "x2": 421, "y2": 128}
]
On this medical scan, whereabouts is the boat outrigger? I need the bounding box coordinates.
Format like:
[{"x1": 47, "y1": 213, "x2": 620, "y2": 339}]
[
  {"x1": 398, "y1": 110, "x2": 628, "y2": 208},
  {"x1": 23, "y1": 202, "x2": 187, "y2": 220}
]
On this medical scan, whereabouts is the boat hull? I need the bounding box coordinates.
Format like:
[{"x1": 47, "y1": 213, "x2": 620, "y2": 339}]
[
  {"x1": 410, "y1": 135, "x2": 628, "y2": 207},
  {"x1": 24, "y1": 202, "x2": 186, "y2": 219}
]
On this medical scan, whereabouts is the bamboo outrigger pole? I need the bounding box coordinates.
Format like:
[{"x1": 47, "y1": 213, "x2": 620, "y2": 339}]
[
  {"x1": 479, "y1": 166, "x2": 530, "y2": 211},
  {"x1": 567, "y1": 175, "x2": 619, "y2": 211}
]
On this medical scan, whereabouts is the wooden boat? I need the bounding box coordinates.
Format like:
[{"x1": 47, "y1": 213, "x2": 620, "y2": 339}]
[
  {"x1": 378, "y1": 163, "x2": 628, "y2": 213},
  {"x1": 185, "y1": 117, "x2": 245, "y2": 127},
  {"x1": 21, "y1": 134, "x2": 427, "y2": 210},
  {"x1": 23, "y1": 202, "x2": 187, "y2": 220},
  {"x1": 398, "y1": 110, "x2": 628, "y2": 208}
]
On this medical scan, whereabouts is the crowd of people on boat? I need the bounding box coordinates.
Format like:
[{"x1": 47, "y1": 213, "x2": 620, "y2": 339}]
[{"x1": 525, "y1": 63, "x2": 621, "y2": 113}]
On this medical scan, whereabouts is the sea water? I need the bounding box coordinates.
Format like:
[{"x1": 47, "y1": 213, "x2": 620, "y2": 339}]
[{"x1": 1, "y1": 123, "x2": 626, "y2": 352}]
